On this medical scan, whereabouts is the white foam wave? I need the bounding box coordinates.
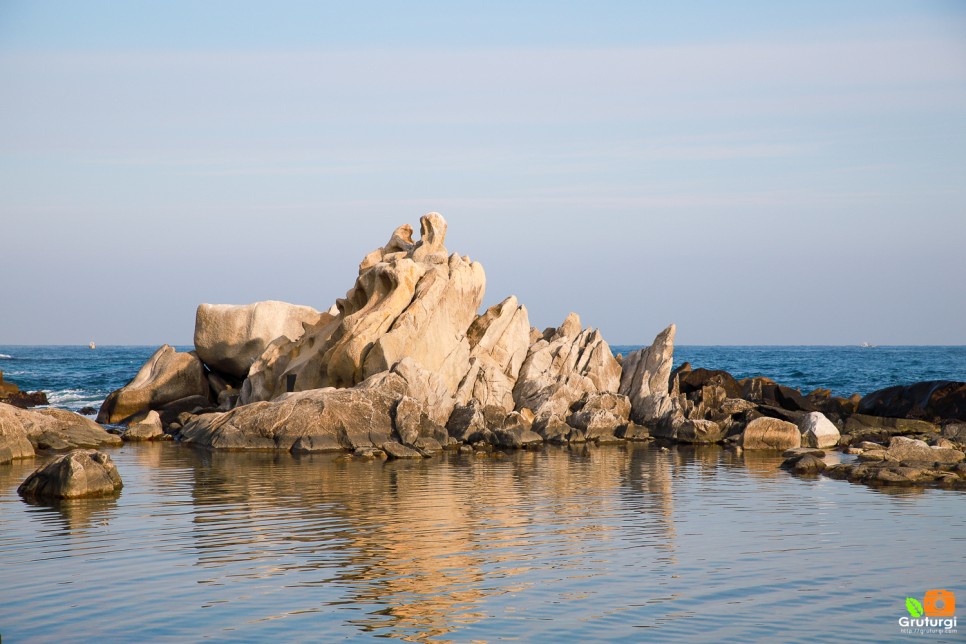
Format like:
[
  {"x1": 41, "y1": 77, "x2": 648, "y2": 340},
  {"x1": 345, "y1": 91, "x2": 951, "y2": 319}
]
[
  {"x1": 46, "y1": 389, "x2": 99, "y2": 404},
  {"x1": 0, "y1": 354, "x2": 12, "y2": 359}
]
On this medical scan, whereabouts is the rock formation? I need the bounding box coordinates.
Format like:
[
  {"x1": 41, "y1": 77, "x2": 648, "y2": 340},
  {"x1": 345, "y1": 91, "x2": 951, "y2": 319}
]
[
  {"x1": 857, "y1": 380, "x2": 966, "y2": 422},
  {"x1": 18, "y1": 449, "x2": 123, "y2": 499},
  {"x1": 194, "y1": 301, "x2": 323, "y2": 379},
  {"x1": 798, "y1": 412, "x2": 840, "y2": 449},
  {"x1": 619, "y1": 324, "x2": 676, "y2": 426},
  {"x1": 97, "y1": 345, "x2": 209, "y2": 424},
  {"x1": 241, "y1": 214, "x2": 485, "y2": 404},
  {"x1": 741, "y1": 417, "x2": 801, "y2": 450}
]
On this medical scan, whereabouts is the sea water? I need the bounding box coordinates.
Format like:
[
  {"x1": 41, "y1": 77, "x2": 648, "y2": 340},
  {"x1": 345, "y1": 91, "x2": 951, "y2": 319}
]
[{"x1": 1, "y1": 345, "x2": 964, "y2": 642}]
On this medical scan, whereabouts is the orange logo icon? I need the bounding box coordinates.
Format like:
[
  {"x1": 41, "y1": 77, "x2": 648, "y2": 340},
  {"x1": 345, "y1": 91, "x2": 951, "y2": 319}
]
[{"x1": 924, "y1": 590, "x2": 956, "y2": 617}]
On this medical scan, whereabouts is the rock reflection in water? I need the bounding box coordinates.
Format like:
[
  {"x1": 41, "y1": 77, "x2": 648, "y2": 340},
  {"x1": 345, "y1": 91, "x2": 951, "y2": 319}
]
[{"x1": 169, "y1": 444, "x2": 677, "y2": 640}]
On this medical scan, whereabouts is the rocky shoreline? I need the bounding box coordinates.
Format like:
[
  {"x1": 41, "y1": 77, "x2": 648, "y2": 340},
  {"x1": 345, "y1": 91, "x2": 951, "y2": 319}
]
[{"x1": 2, "y1": 214, "x2": 964, "y2": 497}]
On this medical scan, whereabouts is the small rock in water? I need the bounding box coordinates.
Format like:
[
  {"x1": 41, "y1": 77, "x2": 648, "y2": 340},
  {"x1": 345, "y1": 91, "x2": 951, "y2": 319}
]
[
  {"x1": 780, "y1": 453, "x2": 827, "y2": 475},
  {"x1": 18, "y1": 449, "x2": 123, "y2": 499},
  {"x1": 79, "y1": 406, "x2": 97, "y2": 416}
]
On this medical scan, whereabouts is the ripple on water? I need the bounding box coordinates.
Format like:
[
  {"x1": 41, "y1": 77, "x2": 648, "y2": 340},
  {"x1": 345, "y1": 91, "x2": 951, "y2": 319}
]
[{"x1": 0, "y1": 442, "x2": 964, "y2": 642}]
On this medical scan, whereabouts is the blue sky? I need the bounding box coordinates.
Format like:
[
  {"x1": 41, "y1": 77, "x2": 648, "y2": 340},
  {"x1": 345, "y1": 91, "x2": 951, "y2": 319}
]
[{"x1": 1, "y1": 1, "x2": 965, "y2": 345}]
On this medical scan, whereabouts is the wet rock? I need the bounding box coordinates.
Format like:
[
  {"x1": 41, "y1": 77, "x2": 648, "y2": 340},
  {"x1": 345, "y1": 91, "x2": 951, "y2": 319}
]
[
  {"x1": 79, "y1": 406, "x2": 97, "y2": 416},
  {"x1": 741, "y1": 417, "x2": 801, "y2": 450},
  {"x1": 18, "y1": 449, "x2": 123, "y2": 499},
  {"x1": 781, "y1": 453, "x2": 826, "y2": 475},
  {"x1": 413, "y1": 436, "x2": 442, "y2": 455},
  {"x1": 616, "y1": 423, "x2": 650, "y2": 441},
  {"x1": 798, "y1": 412, "x2": 840, "y2": 449},
  {"x1": 858, "y1": 380, "x2": 966, "y2": 422},
  {"x1": 782, "y1": 447, "x2": 825, "y2": 458},
  {"x1": 381, "y1": 441, "x2": 425, "y2": 459},
  {"x1": 676, "y1": 419, "x2": 726, "y2": 444},
  {"x1": 491, "y1": 426, "x2": 543, "y2": 448},
  {"x1": 97, "y1": 345, "x2": 209, "y2": 424},
  {"x1": 194, "y1": 301, "x2": 323, "y2": 379},
  {"x1": 677, "y1": 368, "x2": 742, "y2": 399}
]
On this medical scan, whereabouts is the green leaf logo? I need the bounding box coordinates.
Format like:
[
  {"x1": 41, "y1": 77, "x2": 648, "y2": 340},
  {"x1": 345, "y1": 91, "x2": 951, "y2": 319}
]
[{"x1": 906, "y1": 597, "x2": 924, "y2": 618}]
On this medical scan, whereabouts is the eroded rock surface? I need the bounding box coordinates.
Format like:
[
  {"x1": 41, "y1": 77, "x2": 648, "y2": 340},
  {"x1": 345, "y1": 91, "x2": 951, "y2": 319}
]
[{"x1": 18, "y1": 449, "x2": 123, "y2": 499}]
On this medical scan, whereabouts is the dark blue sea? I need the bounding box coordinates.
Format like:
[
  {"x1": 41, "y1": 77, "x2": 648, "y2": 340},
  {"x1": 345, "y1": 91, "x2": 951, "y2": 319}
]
[{"x1": 2, "y1": 345, "x2": 964, "y2": 413}]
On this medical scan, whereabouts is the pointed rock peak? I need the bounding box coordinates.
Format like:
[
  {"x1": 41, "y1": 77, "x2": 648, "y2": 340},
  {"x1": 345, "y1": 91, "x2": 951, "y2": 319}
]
[
  {"x1": 554, "y1": 312, "x2": 583, "y2": 340},
  {"x1": 656, "y1": 323, "x2": 676, "y2": 345},
  {"x1": 411, "y1": 212, "x2": 448, "y2": 261},
  {"x1": 467, "y1": 296, "x2": 520, "y2": 348}
]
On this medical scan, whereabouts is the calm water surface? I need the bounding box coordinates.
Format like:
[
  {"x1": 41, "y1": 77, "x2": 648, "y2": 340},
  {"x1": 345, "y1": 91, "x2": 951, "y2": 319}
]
[{"x1": 2, "y1": 443, "x2": 963, "y2": 642}]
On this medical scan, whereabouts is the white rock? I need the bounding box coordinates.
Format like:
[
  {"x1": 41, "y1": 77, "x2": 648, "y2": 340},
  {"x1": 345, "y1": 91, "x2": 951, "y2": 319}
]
[
  {"x1": 619, "y1": 324, "x2": 676, "y2": 426},
  {"x1": 798, "y1": 411, "x2": 841, "y2": 449}
]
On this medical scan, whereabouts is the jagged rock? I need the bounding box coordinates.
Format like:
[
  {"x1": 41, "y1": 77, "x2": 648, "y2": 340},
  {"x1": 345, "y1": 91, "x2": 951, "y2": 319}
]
[
  {"x1": 514, "y1": 313, "x2": 621, "y2": 424},
  {"x1": 616, "y1": 423, "x2": 650, "y2": 441},
  {"x1": 798, "y1": 412, "x2": 841, "y2": 449},
  {"x1": 944, "y1": 423, "x2": 966, "y2": 442},
  {"x1": 886, "y1": 436, "x2": 964, "y2": 464},
  {"x1": 413, "y1": 436, "x2": 442, "y2": 454},
  {"x1": 454, "y1": 296, "x2": 530, "y2": 412},
  {"x1": 123, "y1": 410, "x2": 164, "y2": 442},
  {"x1": 534, "y1": 415, "x2": 572, "y2": 444},
  {"x1": 741, "y1": 417, "x2": 801, "y2": 450},
  {"x1": 676, "y1": 419, "x2": 726, "y2": 444},
  {"x1": 1, "y1": 403, "x2": 121, "y2": 451},
  {"x1": 567, "y1": 392, "x2": 630, "y2": 438},
  {"x1": 242, "y1": 214, "x2": 485, "y2": 404},
  {"x1": 18, "y1": 449, "x2": 123, "y2": 499},
  {"x1": 739, "y1": 377, "x2": 817, "y2": 412},
  {"x1": 858, "y1": 381, "x2": 966, "y2": 422},
  {"x1": 619, "y1": 324, "x2": 676, "y2": 426},
  {"x1": 445, "y1": 400, "x2": 504, "y2": 444},
  {"x1": 491, "y1": 424, "x2": 543, "y2": 448},
  {"x1": 392, "y1": 396, "x2": 447, "y2": 446},
  {"x1": 97, "y1": 345, "x2": 209, "y2": 424},
  {"x1": 194, "y1": 301, "x2": 323, "y2": 379}
]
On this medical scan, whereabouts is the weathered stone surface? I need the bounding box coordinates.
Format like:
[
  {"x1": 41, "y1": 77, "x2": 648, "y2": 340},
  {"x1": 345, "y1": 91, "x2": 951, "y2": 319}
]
[
  {"x1": 1, "y1": 403, "x2": 121, "y2": 451},
  {"x1": 826, "y1": 459, "x2": 966, "y2": 488},
  {"x1": 454, "y1": 296, "x2": 530, "y2": 412},
  {"x1": 676, "y1": 419, "x2": 726, "y2": 444},
  {"x1": 242, "y1": 214, "x2": 485, "y2": 405},
  {"x1": 123, "y1": 410, "x2": 164, "y2": 442},
  {"x1": 568, "y1": 392, "x2": 630, "y2": 438},
  {"x1": 514, "y1": 313, "x2": 621, "y2": 431},
  {"x1": 886, "y1": 436, "x2": 964, "y2": 464},
  {"x1": 0, "y1": 371, "x2": 50, "y2": 409},
  {"x1": 18, "y1": 450, "x2": 123, "y2": 499},
  {"x1": 742, "y1": 417, "x2": 801, "y2": 450},
  {"x1": 858, "y1": 380, "x2": 966, "y2": 422},
  {"x1": 491, "y1": 425, "x2": 543, "y2": 448},
  {"x1": 619, "y1": 324, "x2": 676, "y2": 426},
  {"x1": 181, "y1": 368, "x2": 413, "y2": 452},
  {"x1": 0, "y1": 408, "x2": 35, "y2": 464},
  {"x1": 194, "y1": 301, "x2": 323, "y2": 379},
  {"x1": 616, "y1": 423, "x2": 650, "y2": 441},
  {"x1": 739, "y1": 377, "x2": 818, "y2": 412},
  {"x1": 844, "y1": 414, "x2": 938, "y2": 437},
  {"x1": 97, "y1": 345, "x2": 209, "y2": 424},
  {"x1": 783, "y1": 447, "x2": 826, "y2": 458},
  {"x1": 798, "y1": 412, "x2": 841, "y2": 449}
]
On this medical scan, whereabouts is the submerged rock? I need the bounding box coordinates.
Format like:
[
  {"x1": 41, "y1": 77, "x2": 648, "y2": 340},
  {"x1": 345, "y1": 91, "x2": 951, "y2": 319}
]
[{"x1": 18, "y1": 449, "x2": 123, "y2": 499}]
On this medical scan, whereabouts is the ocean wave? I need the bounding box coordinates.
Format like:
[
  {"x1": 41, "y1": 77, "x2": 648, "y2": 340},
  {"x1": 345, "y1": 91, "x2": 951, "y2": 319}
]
[
  {"x1": 45, "y1": 389, "x2": 101, "y2": 404},
  {"x1": 0, "y1": 354, "x2": 12, "y2": 359}
]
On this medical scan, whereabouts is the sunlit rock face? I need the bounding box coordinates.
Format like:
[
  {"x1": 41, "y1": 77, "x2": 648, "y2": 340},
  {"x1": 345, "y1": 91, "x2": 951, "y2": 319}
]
[{"x1": 241, "y1": 213, "x2": 486, "y2": 404}]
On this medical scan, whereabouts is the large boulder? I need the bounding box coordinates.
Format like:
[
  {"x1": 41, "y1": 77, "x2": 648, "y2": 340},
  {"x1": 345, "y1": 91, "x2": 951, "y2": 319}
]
[
  {"x1": 194, "y1": 301, "x2": 323, "y2": 379},
  {"x1": 97, "y1": 345, "x2": 209, "y2": 424},
  {"x1": 742, "y1": 417, "x2": 801, "y2": 450},
  {"x1": 241, "y1": 214, "x2": 486, "y2": 403},
  {"x1": 18, "y1": 449, "x2": 123, "y2": 499},
  {"x1": 858, "y1": 381, "x2": 966, "y2": 422},
  {"x1": 677, "y1": 368, "x2": 742, "y2": 399},
  {"x1": 618, "y1": 324, "x2": 677, "y2": 426},
  {"x1": 513, "y1": 312, "x2": 621, "y2": 425},
  {"x1": 122, "y1": 410, "x2": 164, "y2": 442},
  {"x1": 454, "y1": 296, "x2": 530, "y2": 412},
  {"x1": 1, "y1": 403, "x2": 121, "y2": 451},
  {"x1": 798, "y1": 412, "x2": 841, "y2": 449},
  {"x1": 567, "y1": 392, "x2": 631, "y2": 439}
]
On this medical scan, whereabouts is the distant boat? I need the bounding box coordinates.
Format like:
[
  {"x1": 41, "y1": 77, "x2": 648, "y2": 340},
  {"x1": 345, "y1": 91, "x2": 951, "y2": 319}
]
[
  {"x1": 860, "y1": 342, "x2": 877, "y2": 348},
  {"x1": 89, "y1": 342, "x2": 96, "y2": 350}
]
